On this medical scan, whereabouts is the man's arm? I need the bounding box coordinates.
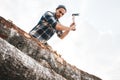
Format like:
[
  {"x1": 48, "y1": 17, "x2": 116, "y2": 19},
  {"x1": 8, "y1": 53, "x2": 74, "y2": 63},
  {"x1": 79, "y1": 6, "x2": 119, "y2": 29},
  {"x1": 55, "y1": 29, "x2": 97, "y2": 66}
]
[
  {"x1": 59, "y1": 30, "x2": 70, "y2": 39},
  {"x1": 55, "y1": 23, "x2": 70, "y2": 31},
  {"x1": 56, "y1": 22, "x2": 76, "y2": 39},
  {"x1": 56, "y1": 22, "x2": 76, "y2": 31}
]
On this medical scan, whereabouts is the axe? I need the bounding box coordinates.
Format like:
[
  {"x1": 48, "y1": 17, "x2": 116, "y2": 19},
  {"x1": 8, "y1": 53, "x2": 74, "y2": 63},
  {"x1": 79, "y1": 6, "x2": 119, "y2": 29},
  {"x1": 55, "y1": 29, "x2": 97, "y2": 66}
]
[
  {"x1": 72, "y1": 13, "x2": 79, "y2": 23},
  {"x1": 71, "y1": 13, "x2": 79, "y2": 31}
]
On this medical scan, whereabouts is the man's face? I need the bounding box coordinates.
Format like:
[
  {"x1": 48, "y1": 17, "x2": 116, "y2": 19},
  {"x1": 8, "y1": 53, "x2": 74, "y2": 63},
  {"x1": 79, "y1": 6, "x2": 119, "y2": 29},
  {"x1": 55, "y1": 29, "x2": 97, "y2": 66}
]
[{"x1": 56, "y1": 8, "x2": 66, "y2": 19}]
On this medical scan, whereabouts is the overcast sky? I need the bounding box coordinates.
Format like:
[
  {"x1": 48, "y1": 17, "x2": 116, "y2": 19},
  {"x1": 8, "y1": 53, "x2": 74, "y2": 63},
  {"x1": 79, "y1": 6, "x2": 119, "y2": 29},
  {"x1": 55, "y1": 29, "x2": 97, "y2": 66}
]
[{"x1": 0, "y1": 0, "x2": 120, "y2": 80}]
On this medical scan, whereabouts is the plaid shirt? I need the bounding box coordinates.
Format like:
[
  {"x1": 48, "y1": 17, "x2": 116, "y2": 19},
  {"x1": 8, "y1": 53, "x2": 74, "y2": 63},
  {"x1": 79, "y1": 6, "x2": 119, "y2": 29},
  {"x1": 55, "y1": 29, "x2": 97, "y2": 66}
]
[{"x1": 29, "y1": 11, "x2": 62, "y2": 43}]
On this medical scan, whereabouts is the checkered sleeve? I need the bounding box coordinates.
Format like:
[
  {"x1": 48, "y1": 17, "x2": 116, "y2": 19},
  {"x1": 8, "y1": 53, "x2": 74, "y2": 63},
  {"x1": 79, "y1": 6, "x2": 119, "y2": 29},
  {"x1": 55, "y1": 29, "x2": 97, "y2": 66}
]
[
  {"x1": 44, "y1": 11, "x2": 57, "y2": 29},
  {"x1": 56, "y1": 30, "x2": 63, "y2": 37}
]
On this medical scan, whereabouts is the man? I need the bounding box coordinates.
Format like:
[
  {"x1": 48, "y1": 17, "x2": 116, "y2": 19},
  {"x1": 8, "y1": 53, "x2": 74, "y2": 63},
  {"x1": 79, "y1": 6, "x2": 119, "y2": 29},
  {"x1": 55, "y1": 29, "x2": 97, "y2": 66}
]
[{"x1": 29, "y1": 5, "x2": 76, "y2": 47}]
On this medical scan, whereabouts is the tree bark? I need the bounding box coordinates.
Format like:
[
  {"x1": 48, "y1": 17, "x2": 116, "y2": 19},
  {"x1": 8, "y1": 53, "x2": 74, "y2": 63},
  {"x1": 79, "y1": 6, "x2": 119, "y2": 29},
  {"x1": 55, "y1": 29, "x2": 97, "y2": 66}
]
[
  {"x1": 0, "y1": 38, "x2": 66, "y2": 80},
  {"x1": 0, "y1": 16, "x2": 102, "y2": 80}
]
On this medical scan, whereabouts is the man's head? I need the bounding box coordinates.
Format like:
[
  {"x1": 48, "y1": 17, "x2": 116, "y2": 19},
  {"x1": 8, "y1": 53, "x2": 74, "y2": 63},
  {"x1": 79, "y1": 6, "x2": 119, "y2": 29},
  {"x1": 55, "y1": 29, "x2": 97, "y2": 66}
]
[{"x1": 55, "y1": 5, "x2": 67, "y2": 19}]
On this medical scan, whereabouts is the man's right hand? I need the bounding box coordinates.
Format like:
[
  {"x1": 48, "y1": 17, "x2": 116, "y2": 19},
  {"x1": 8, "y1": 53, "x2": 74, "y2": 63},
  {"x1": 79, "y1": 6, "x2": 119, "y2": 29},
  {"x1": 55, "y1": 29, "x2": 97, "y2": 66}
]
[{"x1": 70, "y1": 23, "x2": 76, "y2": 31}]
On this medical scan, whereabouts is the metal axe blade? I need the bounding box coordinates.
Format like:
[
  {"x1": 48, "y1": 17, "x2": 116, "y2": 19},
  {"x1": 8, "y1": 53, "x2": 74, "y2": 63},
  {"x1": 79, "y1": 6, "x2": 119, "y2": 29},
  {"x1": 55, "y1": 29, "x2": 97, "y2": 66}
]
[
  {"x1": 72, "y1": 13, "x2": 79, "y2": 23},
  {"x1": 72, "y1": 13, "x2": 79, "y2": 16}
]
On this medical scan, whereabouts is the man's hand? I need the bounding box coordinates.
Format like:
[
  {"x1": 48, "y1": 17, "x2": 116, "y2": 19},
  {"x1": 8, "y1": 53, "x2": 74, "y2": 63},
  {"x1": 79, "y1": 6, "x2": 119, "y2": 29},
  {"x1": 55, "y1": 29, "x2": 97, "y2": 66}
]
[{"x1": 70, "y1": 22, "x2": 76, "y2": 31}]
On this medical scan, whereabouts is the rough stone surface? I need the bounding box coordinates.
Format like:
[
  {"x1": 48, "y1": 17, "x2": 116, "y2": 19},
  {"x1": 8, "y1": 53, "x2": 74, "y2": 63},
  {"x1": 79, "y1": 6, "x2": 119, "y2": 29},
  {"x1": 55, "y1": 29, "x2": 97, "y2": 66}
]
[{"x1": 0, "y1": 16, "x2": 102, "y2": 80}]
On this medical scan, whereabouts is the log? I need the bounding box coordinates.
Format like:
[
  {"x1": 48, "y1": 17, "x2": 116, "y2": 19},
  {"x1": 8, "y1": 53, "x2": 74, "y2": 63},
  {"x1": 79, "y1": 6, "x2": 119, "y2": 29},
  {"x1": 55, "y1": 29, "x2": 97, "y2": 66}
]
[
  {"x1": 0, "y1": 38, "x2": 66, "y2": 80},
  {"x1": 0, "y1": 16, "x2": 102, "y2": 80}
]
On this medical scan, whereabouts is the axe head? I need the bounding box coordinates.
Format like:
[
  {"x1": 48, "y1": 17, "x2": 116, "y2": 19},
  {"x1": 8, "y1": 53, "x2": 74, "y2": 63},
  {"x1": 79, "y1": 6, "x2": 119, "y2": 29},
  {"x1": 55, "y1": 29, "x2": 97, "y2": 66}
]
[{"x1": 72, "y1": 13, "x2": 79, "y2": 16}]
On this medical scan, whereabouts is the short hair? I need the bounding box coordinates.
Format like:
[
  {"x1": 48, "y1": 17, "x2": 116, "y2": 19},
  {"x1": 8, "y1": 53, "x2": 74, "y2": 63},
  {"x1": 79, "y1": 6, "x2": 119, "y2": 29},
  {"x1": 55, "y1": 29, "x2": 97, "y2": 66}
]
[{"x1": 56, "y1": 5, "x2": 67, "y2": 12}]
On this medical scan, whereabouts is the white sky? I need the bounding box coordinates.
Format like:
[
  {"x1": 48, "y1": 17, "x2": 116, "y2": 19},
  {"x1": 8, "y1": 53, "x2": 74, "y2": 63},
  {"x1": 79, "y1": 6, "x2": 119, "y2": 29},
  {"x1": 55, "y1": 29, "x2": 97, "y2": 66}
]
[{"x1": 0, "y1": 0, "x2": 120, "y2": 80}]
